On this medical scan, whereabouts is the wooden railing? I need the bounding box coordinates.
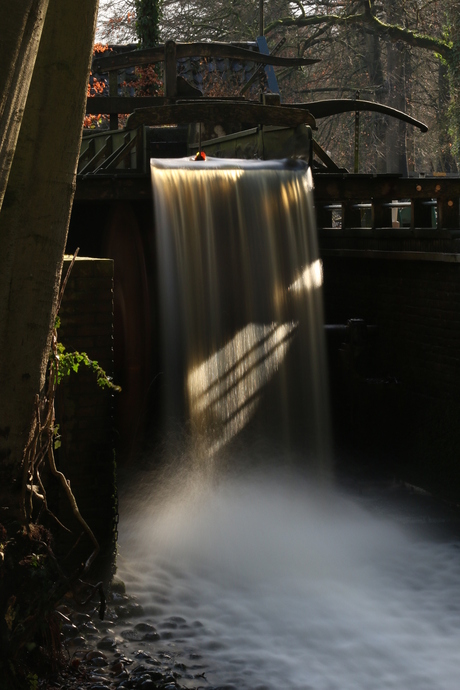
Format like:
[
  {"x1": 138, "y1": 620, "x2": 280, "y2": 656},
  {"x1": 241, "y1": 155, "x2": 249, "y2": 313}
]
[
  {"x1": 314, "y1": 174, "x2": 460, "y2": 234},
  {"x1": 87, "y1": 40, "x2": 319, "y2": 129}
]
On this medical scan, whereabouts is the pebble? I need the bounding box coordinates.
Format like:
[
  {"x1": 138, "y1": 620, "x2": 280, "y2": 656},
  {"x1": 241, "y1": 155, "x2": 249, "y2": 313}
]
[
  {"x1": 89, "y1": 657, "x2": 109, "y2": 667},
  {"x1": 81, "y1": 622, "x2": 99, "y2": 633},
  {"x1": 74, "y1": 612, "x2": 92, "y2": 624},
  {"x1": 52, "y1": 589, "x2": 218, "y2": 690},
  {"x1": 97, "y1": 635, "x2": 118, "y2": 650},
  {"x1": 115, "y1": 603, "x2": 144, "y2": 618},
  {"x1": 62, "y1": 623, "x2": 80, "y2": 637},
  {"x1": 134, "y1": 623, "x2": 156, "y2": 633},
  {"x1": 86, "y1": 651, "x2": 107, "y2": 661}
]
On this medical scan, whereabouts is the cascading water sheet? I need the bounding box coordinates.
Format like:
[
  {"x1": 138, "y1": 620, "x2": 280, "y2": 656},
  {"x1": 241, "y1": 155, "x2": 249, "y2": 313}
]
[
  {"x1": 116, "y1": 157, "x2": 460, "y2": 690},
  {"x1": 151, "y1": 157, "x2": 330, "y2": 469}
]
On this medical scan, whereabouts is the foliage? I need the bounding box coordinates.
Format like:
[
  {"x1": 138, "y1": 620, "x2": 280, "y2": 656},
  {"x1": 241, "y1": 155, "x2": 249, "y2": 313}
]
[
  {"x1": 94, "y1": 0, "x2": 458, "y2": 171},
  {"x1": 84, "y1": 43, "x2": 111, "y2": 129},
  {"x1": 134, "y1": 0, "x2": 162, "y2": 47},
  {"x1": 97, "y1": 0, "x2": 137, "y2": 43},
  {"x1": 53, "y1": 336, "x2": 121, "y2": 392},
  {"x1": 124, "y1": 64, "x2": 163, "y2": 97},
  {"x1": 0, "y1": 254, "x2": 115, "y2": 688}
]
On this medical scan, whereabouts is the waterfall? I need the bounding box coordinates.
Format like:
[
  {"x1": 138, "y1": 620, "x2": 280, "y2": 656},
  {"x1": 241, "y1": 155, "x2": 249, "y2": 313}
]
[
  {"x1": 115, "y1": 157, "x2": 460, "y2": 690},
  {"x1": 151, "y1": 157, "x2": 330, "y2": 472}
]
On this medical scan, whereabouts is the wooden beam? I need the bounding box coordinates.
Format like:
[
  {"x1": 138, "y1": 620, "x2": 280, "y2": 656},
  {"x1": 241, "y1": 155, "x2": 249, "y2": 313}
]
[
  {"x1": 125, "y1": 101, "x2": 315, "y2": 129},
  {"x1": 92, "y1": 42, "x2": 320, "y2": 73},
  {"x1": 86, "y1": 96, "x2": 170, "y2": 114},
  {"x1": 312, "y1": 140, "x2": 345, "y2": 172},
  {"x1": 75, "y1": 175, "x2": 151, "y2": 201},
  {"x1": 292, "y1": 99, "x2": 428, "y2": 132},
  {"x1": 108, "y1": 71, "x2": 118, "y2": 130},
  {"x1": 78, "y1": 136, "x2": 113, "y2": 175},
  {"x1": 164, "y1": 40, "x2": 177, "y2": 98}
]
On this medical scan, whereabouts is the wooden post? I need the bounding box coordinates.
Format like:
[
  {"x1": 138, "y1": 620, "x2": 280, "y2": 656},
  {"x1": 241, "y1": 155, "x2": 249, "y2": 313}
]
[
  {"x1": 109, "y1": 71, "x2": 118, "y2": 130},
  {"x1": 342, "y1": 201, "x2": 362, "y2": 230},
  {"x1": 354, "y1": 91, "x2": 360, "y2": 174},
  {"x1": 164, "y1": 40, "x2": 177, "y2": 99},
  {"x1": 438, "y1": 197, "x2": 459, "y2": 230},
  {"x1": 372, "y1": 201, "x2": 392, "y2": 229},
  {"x1": 412, "y1": 192, "x2": 433, "y2": 229}
]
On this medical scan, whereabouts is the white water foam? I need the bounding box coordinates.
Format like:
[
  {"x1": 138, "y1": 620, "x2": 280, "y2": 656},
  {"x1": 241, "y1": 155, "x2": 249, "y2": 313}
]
[{"x1": 118, "y1": 470, "x2": 460, "y2": 690}]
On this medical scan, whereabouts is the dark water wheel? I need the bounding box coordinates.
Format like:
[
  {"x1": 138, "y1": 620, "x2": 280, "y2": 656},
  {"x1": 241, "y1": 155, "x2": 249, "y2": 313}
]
[{"x1": 103, "y1": 202, "x2": 152, "y2": 460}]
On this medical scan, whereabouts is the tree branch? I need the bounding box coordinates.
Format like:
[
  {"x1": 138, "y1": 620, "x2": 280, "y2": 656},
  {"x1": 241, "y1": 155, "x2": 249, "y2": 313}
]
[{"x1": 265, "y1": 9, "x2": 453, "y2": 63}]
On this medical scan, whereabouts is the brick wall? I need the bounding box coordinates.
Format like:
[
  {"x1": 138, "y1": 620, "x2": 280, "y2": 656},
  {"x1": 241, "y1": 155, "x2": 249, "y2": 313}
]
[
  {"x1": 54, "y1": 257, "x2": 116, "y2": 573},
  {"x1": 321, "y1": 251, "x2": 460, "y2": 499}
]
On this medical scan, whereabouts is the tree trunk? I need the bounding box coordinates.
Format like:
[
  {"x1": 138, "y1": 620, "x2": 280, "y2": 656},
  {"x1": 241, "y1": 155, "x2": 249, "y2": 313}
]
[
  {"x1": 437, "y1": 62, "x2": 458, "y2": 173},
  {"x1": 0, "y1": 0, "x2": 49, "y2": 211},
  {"x1": 363, "y1": 25, "x2": 387, "y2": 173},
  {"x1": 0, "y1": 0, "x2": 99, "y2": 485},
  {"x1": 384, "y1": 0, "x2": 408, "y2": 175}
]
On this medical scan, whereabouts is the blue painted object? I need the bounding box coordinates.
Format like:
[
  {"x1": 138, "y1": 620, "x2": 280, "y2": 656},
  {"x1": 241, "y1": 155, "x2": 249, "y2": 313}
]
[{"x1": 256, "y1": 36, "x2": 281, "y2": 98}]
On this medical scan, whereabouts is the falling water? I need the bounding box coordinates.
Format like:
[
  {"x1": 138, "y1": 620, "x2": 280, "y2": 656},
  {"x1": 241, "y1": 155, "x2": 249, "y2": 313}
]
[
  {"x1": 151, "y1": 157, "x2": 330, "y2": 470},
  {"x1": 116, "y1": 158, "x2": 460, "y2": 690}
]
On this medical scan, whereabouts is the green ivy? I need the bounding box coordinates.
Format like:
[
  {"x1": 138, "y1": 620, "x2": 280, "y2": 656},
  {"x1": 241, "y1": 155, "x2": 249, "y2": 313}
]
[
  {"x1": 53, "y1": 342, "x2": 121, "y2": 392},
  {"x1": 134, "y1": 0, "x2": 162, "y2": 47},
  {"x1": 27, "y1": 674, "x2": 38, "y2": 690}
]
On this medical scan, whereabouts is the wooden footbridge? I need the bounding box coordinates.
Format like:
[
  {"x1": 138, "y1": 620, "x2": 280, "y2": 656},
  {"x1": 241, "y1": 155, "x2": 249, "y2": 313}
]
[{"x1": 75, "y1": 39, "x2": 460, "y2": 245}]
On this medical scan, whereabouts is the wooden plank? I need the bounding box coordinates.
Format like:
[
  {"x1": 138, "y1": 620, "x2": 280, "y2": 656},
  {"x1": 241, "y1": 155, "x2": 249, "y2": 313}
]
[
  {"x1": 78, "y1": 137, "x2": 95, "y2": 167},
  {"x1": 92, "y1": 42, "x2": 320, "y2": 73},
  {"x1": 78, "y1": 136, "x2": 113, "y2": 175},
  {"x1": 295, "y1": 99, "x2": 428, "y2": 132},
  {"x1": 95, "y1": 132, "x2": 135, "y2": 172},
  {"x1": 109, "y1": 72, "x2": 118, "y2": 130},
  {"x1": 312, "y1": 140, "x2": 345, "y2": 172},
  {"x1": 164, "y1": 40, "x2": 177, "y2": 98},
  {"x1": 86, "y1": 96, "x2": 170, "y2": 114},
  {"x1": 438, "y1": 197, "x2": 460, "y2": 230},
  {"x1": 320, "y1": 249, "x2": 460, "y2": 263},
  {"x1": 372, "y1": 201, "x2": 393, "y2": 229},
  {"x1": 75, "y1": 175, "x2": 151, "y2": 200},
  {"x1": 125, "y1": 102, "x2": 315, "y2": 129}
]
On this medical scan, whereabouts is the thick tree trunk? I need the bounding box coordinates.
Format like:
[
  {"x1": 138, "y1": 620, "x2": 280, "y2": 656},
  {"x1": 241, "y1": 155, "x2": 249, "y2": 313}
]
[
  {"x1": 0, "y1": 0, "x2": 99, "y2": 480},
  {"x1": 0, "y1": 0, "x2": 49, "y2": 210},
  {"x1": 363, "y1": 25, "x2": 387, "y2": 173},
  {"x1": 385, "y1": 41, "x2": 408, "y2": 174},
  {"x1": 384, "y1": 0, "x2": 408, "y2": 174},
  {"x1": 437, "y1": 62, "x2": 458, "y2": 173}
]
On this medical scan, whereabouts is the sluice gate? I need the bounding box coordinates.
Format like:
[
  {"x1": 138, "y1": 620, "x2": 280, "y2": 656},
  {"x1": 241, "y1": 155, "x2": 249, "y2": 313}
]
[{"x1": 66, "y1": 39, "x2": 460, "y2": 499}]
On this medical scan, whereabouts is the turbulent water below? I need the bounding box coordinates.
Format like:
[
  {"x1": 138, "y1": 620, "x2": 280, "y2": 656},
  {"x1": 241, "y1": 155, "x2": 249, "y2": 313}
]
[{"x1": 116, "y1": 468, "x2": 460, "y2": 690}]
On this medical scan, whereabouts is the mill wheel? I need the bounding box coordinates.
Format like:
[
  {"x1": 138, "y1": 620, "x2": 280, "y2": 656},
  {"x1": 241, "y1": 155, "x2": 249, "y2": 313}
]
[{"x1": 103, "y1": 202, "x2": 152, "y2": 460}]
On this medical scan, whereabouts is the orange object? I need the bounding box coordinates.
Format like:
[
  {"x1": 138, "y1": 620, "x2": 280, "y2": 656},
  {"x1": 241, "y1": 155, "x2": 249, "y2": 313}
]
[{"x1": 194, "y1": 151, "x2": 207, "y2": 161}]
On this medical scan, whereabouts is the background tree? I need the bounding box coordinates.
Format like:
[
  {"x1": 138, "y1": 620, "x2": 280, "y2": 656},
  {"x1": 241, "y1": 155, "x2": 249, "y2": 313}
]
[
  {"x1": 96, "y1": 0, "x2": 457, "y2": 173},
  {"x1": 264, "y1": 0, "x2": 457, "y2": 173},
  {"x1": 0, "y1": 0, "x2": 49, "y2": 210},
  {"x1": 0, "y1": 0, "x2": 99, "y2": 683},
  {"x1": 0, "y1": 0, "x2": 98, "y2": 487},
  {"x1": 135, "y1": 0, "x2": 162, "y2": 46}
]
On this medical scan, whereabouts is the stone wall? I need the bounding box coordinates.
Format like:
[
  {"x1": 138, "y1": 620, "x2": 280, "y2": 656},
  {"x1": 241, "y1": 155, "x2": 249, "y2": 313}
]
[
  {"x1": 321, "y1": 249, "x2": 460, "y2": 499},
  {"x1": 53, "y1": 256, "x2": 116, "y2": 572}
]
